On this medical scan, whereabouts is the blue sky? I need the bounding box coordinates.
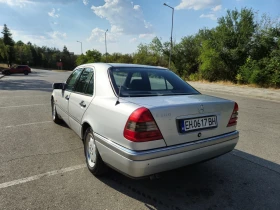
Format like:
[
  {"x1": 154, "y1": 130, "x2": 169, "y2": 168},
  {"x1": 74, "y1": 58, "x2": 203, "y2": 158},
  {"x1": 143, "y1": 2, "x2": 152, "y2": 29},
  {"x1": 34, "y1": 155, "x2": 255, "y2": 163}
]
[{"x1": 0, "y1": 0, "x2": 279, "y2": 55}]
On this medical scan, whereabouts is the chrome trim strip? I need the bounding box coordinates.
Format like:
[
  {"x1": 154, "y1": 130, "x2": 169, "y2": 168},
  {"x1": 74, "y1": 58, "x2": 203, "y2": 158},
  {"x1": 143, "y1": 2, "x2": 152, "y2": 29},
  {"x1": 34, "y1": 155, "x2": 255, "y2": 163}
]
[{"x1": 94, "y1": 131, "x2": 239, "y2": 161}]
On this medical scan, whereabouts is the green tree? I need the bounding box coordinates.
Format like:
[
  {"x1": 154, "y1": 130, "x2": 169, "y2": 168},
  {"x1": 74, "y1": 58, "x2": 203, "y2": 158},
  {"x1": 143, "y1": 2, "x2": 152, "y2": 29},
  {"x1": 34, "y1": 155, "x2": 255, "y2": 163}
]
[
  {"x1": 133, "y1": 38, "x2": 169, "y2": 67},
  {"x1": 0, "y1": 38, "x2": 8, "y2": 61},
  {"x1": 14, "y1": 41, "x2": 33, "y2": 64},
  {"x1": 76, "y1": 54, "x2": 87, "y2": 66},
  {"x1": 198, "y1": 8, "x2": 256, "y2": 81},
  {"x1": 215, "y1": 8, "x2": 256, "y2": 80},
  {"x1": 172, "y1": 35, "x2": 200, "y2": 78},
  {"x1": 199, "y1": 40, "x2": 227, "y2": 81},
  {"x1": 1, "y1": 24, "x2": 15, "y2": 66},
  {"x1": 76, "y1": 49, "x2": 102, "y2": 65}
]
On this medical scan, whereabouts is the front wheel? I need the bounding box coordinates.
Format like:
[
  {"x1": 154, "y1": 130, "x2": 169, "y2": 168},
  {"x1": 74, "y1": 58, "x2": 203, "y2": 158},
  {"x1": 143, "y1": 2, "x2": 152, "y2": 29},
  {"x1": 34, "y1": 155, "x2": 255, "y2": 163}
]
[
  {"x1": 24, "y1": 70, "x2": 28, "y2": 75},
  {"x1": 84, "y1": 127, "x2": 108, "y2": 176}
]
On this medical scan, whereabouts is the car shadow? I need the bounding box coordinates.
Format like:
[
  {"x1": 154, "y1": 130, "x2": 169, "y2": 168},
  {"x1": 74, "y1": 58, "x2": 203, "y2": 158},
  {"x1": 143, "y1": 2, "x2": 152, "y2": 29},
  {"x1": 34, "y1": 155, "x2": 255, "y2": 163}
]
[
  {"x1": 57, "y1": 121, "x2": 70, "y2": 129},
  {"x1": 0, "y1": 79, "x2": 52, "y2": 92},
  {"x1": 97, "y1": 150, "x2": 280, "y2": 210}
]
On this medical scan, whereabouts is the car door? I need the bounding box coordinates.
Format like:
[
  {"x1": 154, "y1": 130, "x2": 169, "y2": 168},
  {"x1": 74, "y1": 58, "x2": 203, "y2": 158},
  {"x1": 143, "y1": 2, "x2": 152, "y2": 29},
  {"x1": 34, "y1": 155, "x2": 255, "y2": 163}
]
[
  {"x1": 68, "y1": 67, "x2": 94, "y2": 136},
  {"x1": 18, "y1": 66, "x2": 24, "y2": 73},
  {"x1": 10, "y1": 66, "x2": 16, "y2": 73},
  {"x1": 14, "y1": 66, "x2": 22, "y2": 73},
  {"x1": 55, "y1": 68, "x2": 84, "y2": 125}
]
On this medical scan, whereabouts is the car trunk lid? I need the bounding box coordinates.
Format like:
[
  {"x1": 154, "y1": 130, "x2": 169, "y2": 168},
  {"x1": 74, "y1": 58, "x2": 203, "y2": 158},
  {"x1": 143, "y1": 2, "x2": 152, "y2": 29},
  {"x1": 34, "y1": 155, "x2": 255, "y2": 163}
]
[{"x1": 122, "y1": 94, "x2": 236, "y2": 146}]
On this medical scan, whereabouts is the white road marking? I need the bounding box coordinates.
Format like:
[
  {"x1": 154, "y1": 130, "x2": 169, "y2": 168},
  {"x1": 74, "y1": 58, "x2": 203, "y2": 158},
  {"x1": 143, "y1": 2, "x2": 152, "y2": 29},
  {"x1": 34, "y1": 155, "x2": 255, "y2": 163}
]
[
  {"x1": 0, "y1": 164, "x2": 86, "y2": 189},
  {"x1": 0, "y1": 103, "x2": 49, "y2": 109},
  {"x1": 0, "y1": 95, "x2": 48, "y2": 99},
  {"x1": 0, "y1": 87, "x2": 52, "y2": 90},
  {"x1": 25, "y1": 88, "x2": 52, "y2": 90},
  {"x1": 4, "y1": 121, "x2": 52, "y2": 128}
]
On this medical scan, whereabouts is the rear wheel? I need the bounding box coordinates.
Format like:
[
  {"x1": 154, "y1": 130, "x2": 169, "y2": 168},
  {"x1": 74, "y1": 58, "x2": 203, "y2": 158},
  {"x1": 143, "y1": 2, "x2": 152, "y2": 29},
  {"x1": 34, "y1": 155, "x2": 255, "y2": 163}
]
[
  {"x1": 84, "y1": 127, "x2": 107, "y2": 176},
  {"x1": 51, "y1": 99, "x2": 62, "y2": 124},
  {"x1": 24, "y1": 70, "x2": 28, "y2": 75},
  {"x1": 4, "y1": 71, "x2": 10, "y2": 75}
]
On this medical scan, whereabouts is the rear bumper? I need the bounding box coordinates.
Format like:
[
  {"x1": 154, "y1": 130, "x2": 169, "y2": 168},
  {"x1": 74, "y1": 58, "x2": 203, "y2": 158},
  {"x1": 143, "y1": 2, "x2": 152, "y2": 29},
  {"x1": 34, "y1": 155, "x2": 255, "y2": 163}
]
[{"x1": 95, "y1": 131, "x2": 239, "y2": 178}]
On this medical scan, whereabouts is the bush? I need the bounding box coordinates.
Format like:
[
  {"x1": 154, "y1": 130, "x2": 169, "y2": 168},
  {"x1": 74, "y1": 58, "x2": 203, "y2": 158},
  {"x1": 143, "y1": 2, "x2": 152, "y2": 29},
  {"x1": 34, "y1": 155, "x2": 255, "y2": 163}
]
[
  {"x1": 188, "y1": 73, "x2": 201, "y2": 81},
  {"x1": 266, "y1": 55, "x2": 280, "y2": 87},
  {"x1": 270, "y1": 70, "x2": 280, "y2": 87},
  {"x1": 238, "y1": 58, "x2": 262, "y2": 84},
  {"x1": 235, "y1": 73, "x2": 243, "y2": 84}
]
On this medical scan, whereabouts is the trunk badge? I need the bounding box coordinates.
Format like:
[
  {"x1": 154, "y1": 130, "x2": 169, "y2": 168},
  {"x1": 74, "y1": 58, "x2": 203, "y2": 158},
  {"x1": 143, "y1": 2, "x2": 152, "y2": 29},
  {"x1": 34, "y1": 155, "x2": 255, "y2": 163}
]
[{"x1": 199, "y1": 104, "x2": 204, "y2": 113}]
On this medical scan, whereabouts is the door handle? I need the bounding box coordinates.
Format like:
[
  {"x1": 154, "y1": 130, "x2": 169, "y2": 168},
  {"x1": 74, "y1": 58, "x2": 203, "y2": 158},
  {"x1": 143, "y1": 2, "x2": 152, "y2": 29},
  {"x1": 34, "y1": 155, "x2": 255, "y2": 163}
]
[
  {"x1": 65, "y1": 95, "x2": 70, "y2": 100},
  {"x1": 79, "y1": 101, "x2": 86, "y2": 108}
]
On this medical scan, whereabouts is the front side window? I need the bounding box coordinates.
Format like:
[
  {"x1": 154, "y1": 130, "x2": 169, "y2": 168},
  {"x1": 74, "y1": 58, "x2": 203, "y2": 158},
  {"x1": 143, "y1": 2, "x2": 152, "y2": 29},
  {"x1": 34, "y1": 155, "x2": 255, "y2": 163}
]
[
  {"x1": 74, "y1": 68, "x2": 93, "y2": 94},
  {"x1": 109, "y1": 67, "x2": 200, "y2": 97},
  {"x1": 66, "y1": 68, "x2": 83, "y2": 91}
]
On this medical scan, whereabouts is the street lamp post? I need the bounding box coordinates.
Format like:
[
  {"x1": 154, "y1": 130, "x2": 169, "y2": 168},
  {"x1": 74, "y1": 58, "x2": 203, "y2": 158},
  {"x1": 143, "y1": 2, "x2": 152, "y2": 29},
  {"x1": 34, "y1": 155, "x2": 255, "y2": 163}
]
[
  {"x1": 76, "y1": 41, "x2": 83, "y2": 55},
  {"x1": 105, "y1": 29, "x2": 108, "y2": 63},
  {"x1": 163, "y1": 3, "x2": 174, "y2": 69}
]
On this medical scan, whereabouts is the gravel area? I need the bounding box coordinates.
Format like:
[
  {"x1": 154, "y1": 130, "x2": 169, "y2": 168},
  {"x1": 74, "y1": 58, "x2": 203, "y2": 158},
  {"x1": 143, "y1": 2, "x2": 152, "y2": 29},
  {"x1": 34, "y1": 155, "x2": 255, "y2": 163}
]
[{"x1": 188, "y1": 81, "x2": 280, "y2": 102}]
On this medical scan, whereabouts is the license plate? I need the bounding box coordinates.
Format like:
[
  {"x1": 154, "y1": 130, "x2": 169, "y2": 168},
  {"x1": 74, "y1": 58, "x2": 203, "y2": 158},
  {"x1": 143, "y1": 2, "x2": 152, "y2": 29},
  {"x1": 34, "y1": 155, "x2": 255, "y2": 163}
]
[{"x1": 181, "y1": 116, "x2": 218, "y2": 132}]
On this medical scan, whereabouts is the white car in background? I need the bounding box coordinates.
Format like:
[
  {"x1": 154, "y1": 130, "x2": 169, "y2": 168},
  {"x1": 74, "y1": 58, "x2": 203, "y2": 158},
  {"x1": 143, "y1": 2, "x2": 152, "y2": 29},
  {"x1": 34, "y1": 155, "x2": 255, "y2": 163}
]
[{"x1": 51, "y1": 63, "x2": 239, "y2": 178}]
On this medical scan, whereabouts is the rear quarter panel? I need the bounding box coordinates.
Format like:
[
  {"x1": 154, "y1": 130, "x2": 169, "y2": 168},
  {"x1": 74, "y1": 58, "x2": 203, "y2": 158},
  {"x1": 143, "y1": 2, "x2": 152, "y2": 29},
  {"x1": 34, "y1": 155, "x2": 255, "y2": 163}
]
[{"x1": 82, "y1": 97, "x2": 167, "y2": 150}]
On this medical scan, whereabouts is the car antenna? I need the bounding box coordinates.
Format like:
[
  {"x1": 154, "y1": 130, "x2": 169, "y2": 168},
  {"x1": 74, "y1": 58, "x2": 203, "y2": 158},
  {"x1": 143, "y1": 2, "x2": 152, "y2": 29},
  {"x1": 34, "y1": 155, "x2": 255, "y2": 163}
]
[{"x1": 115, "y1": 85, "x2": 122, "y2": 105}]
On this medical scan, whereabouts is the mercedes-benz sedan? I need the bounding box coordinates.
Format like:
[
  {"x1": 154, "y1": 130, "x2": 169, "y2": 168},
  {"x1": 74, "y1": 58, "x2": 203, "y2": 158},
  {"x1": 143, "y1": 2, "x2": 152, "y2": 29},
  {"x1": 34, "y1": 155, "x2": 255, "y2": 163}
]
[{"x1": 51, "y1": 63, "x2": 239, "y2": 178}]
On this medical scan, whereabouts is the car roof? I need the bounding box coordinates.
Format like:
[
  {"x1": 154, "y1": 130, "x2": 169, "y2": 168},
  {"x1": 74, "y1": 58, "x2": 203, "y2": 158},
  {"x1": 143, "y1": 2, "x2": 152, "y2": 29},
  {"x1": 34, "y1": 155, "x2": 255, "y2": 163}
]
[
  {"x1": 78, "y1": 63, "x2": 168, "y2": 70},
  {"x1": 108, "y1": 63, "x2": 167, "y2": 69}
]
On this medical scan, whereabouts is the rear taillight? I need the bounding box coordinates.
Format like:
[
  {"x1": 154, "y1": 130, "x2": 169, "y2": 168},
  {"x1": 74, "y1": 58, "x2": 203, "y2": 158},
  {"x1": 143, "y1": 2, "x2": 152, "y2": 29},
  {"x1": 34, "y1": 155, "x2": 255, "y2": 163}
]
[
  {"x1": 227, "y1": 102, "x2": 238, "y2": 127},
  {"x1": 123, "y1": 107, "x2": 163, "y2": 142}
]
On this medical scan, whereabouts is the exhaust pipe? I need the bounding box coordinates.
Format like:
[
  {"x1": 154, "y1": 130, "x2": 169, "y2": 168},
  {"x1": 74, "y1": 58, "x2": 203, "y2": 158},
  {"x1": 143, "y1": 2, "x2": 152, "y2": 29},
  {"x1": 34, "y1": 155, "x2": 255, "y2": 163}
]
[{"x1": 149, "y1": 174, "x2": 161, "y2": 180}]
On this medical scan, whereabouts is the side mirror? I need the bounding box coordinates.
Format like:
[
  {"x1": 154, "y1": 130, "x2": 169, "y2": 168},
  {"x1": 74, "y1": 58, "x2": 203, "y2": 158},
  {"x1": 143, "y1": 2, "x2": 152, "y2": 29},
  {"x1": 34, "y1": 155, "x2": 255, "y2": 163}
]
[
  {"x1": 62, "y1": 83, "x2": 67, "y2": 90},
  {"x1": 53, "y1": 83, "x2": 66, "y2": 90}
]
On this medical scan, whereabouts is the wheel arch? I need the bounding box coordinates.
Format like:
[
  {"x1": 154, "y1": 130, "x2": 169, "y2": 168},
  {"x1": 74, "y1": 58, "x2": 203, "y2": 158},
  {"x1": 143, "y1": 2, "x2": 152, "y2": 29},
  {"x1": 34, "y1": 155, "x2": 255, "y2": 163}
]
[{"x1": 81, "y1": 121, "x2": 92, "y2": 141}]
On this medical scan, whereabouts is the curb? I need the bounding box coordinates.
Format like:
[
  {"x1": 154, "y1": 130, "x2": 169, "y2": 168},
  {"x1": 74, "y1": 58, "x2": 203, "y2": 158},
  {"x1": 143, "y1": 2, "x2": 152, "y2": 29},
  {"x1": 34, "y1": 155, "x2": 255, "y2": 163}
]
[{"x1": 0, "y1": 75, "x2": 4, "y2": 79}]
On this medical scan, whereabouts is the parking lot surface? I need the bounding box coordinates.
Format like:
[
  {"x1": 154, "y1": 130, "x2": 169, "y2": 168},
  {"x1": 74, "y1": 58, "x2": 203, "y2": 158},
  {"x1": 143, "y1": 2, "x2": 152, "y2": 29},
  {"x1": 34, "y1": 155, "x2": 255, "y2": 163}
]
[{"x1": 0, "y1": 69, "x2": 279, "y2": 210}]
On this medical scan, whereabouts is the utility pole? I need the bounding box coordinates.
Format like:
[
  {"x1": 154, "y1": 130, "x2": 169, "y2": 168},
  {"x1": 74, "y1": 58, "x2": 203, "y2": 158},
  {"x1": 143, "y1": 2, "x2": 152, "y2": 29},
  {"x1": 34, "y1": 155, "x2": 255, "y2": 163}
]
[
  {"x1": 105, "y1": 29, "x2": 108, "y2": 63},
  {"x1": 163, "y1": 3, "x2": 174, "y2": 69},
  {"x1": 77, "y1": 41, "x2": 83, "y2": 54}
]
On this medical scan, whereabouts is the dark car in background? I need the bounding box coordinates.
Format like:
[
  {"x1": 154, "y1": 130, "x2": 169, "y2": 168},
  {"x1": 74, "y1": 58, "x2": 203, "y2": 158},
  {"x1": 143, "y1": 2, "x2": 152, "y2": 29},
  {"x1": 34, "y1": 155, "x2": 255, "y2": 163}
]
[{"x1": 2, "y1": 65, "x2": 32, "y2": 75}]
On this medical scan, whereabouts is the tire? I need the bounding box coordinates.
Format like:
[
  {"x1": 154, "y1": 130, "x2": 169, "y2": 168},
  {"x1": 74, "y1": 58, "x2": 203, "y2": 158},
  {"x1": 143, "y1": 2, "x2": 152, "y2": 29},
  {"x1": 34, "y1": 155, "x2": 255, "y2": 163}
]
[
  {"x1": 24, "y1": 71, "x2": 28, "y2": 75},
  {"x1": 51, "y1": 99, "x2": 62, "y2": 124},
  {"x1": 5, "y1": 71, "x2": 10, "y2": 75},
  {"x1": 84, "y1": 127, "x2": 108, "y2": 176}
]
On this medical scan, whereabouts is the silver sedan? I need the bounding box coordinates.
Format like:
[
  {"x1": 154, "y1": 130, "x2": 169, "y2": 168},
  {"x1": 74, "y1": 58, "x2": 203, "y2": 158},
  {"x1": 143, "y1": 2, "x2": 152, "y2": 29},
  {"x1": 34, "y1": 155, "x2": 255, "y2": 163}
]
[{"x1": 51, "y1": 63, "x2": 239, "y2": 178}]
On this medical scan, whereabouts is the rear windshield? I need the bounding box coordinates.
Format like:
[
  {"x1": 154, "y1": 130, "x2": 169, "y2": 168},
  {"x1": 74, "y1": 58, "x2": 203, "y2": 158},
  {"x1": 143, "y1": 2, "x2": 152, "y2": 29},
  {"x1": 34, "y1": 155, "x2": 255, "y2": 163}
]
[{"x1": 109, "y1": 67, "x2": 200, "y2": 97}]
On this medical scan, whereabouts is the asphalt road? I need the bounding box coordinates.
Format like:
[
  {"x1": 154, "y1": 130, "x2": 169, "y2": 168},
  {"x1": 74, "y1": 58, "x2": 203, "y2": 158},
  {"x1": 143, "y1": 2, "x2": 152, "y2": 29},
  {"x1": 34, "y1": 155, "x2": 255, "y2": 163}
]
[{"x1": 0, "y1": 69, "x2": 279, "y2": 210}]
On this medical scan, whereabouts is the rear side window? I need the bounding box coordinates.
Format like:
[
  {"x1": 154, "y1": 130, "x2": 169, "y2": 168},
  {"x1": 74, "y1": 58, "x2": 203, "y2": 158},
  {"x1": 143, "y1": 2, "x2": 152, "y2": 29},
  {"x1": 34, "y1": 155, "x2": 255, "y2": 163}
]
[
  {"x1": 66, "y1": 68, "x2": 83, "y2": 91},
  {"x1": 84, "y1": 76, "x2": 94, "y2": 95},
  {"x1": 109, "y1": 67, "x2": 200, "y2": 97},
  {"x1": 75, "y1": 68, "x2": 93, "y2": 94}
]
